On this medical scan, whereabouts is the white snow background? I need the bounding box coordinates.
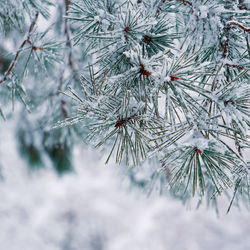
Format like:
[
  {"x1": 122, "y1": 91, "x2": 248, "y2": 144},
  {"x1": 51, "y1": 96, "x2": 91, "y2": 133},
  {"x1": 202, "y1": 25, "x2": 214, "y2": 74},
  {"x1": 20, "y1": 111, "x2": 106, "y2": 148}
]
[{"x1": 0, "y1": 117, "x2": 250, "y2": 250}]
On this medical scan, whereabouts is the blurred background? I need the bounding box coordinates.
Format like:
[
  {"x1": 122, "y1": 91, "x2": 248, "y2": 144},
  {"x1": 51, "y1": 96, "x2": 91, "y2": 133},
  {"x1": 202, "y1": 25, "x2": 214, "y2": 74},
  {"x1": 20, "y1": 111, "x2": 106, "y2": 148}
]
[
  {"x1": 0, "y1": 1, "x2": 250, "y2": 249},
  {"x1": 0, "y1": 116, "x2": 250, "y2": 250}
]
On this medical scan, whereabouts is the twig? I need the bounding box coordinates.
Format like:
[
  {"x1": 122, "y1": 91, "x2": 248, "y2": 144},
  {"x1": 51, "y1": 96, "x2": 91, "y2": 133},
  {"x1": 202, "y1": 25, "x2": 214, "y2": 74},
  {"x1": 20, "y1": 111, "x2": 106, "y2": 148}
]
[
  {"x1": 59, "y1": 77, "x2": 68, "y2": 118},
  {"x1": 222, "y1": 17, "x2": 233, "y2": 59},
  {"x1": 225, "y1": 64, "x2": 244, "y2": 70},
  {"x1": 56, "y1": 0, "x2": 78, "y2": 119},
  {"x1": 176, "y1": 0, "x2": 192, "y2": 7},
  {"x1": 0, "y1": 12, "x2": 39, "y2": 85},
  {"x1": 64, "y1": 0, "x2": 79, "y2": 83},
  {"x1": 227, "y1": 21, "x2": 250, "y2": 33},
  {"x1": 114, "y1": 114, "x2": 137, "y2": 128},
  {"x1": 57, "y1": 75, "x2": 68, "y2": 118},
  {"x1": 99, "y1": 68, "x2": 107, "y2": 95},
  {"x1": 222, "y1": 19, "x2": 250, "y2": 59},
  {"x1": 61, "y1": 100, "x2": 68, "y2": 118}
]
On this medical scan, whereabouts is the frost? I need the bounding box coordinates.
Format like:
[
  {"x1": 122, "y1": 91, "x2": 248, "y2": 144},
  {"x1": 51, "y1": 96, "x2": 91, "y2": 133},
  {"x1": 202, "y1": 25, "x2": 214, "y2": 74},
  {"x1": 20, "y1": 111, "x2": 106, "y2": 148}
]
[
  {"x1": 199, "y1": 6, "x2": 208, "y2": 18},
  {"x1": 164, "y1": 76, "x2": 171, "y2": 82},
  {"x1": 94, "y1": 15, "x2": 100, "y2": 23}
]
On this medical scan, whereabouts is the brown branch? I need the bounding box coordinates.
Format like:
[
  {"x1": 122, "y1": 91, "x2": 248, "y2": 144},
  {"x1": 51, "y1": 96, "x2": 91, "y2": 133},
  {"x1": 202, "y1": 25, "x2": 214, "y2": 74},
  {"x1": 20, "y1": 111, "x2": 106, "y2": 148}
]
[
  {"x1": 99, "y1": 68, "x2": 107, "y2": 95},
  {"x1": 65, "y1": 0, "x2": 71, "y2": 47},
  {"x1": 55, "y1": 0, "x2": 78, "y2": 119},
  {"x1": 0, "y1": 12, "x2": 39, "y2": 85},
  {"x1": 222, "y1": 16, "x2": 233, "y2": 59},
  {"x1": 225, "y1": 64, "x2": 244, "y2": 70},
  {"x1": 176, "y1": 0, "x2": 192, "y2": 7},
  {"x1": 61, "y1": 100, "x2": 68, "y2": 118},
  {"x1": 228, "y1": 21, "x2": 250, "y2": 33},
  {"x1": 222, "y1": 19, "x2": 249, "y2": 60},
  {"x1": 212, "y1": 20, "x2": 245, "y2": 90},
  {"x1": 57, "y1": 75, "x2": 68, "y2": 118},
  {"x1": 28, "y1": 12, "x2": 39, "y2": 37},
  {"x1": 114, "y1": 114, "x2": 137, "y2": 128},
  {"x1": 139, "y1": 64, "x2": 152, "y2": 77},
  {"x1": 64, "y1": 0, "x2": 79, "y2": 83}
]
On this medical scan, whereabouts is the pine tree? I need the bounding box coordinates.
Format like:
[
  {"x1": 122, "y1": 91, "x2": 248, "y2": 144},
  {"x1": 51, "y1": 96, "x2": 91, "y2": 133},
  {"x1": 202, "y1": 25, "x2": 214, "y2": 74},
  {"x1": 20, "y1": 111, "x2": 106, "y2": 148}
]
[{"x1": 0, "y1": 0, "x2": 249, "y2": 212}]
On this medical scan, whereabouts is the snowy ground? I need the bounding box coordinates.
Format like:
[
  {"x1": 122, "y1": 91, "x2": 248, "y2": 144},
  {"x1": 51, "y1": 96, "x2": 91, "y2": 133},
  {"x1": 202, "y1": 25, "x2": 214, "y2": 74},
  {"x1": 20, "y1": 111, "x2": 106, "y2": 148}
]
[{"x1": 0, "y1": 119, "x2": 250, "y2": 250}]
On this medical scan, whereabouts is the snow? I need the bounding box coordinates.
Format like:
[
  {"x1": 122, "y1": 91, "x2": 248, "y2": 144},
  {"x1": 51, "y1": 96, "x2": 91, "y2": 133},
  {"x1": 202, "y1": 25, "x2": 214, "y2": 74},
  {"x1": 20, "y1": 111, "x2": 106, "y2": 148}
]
[
  {"x1": 199, "y1": 6, "x2": 208, "y2": 19},
  {"x1": 0, "y1": 118, "x2": 250, "y2": 250}
]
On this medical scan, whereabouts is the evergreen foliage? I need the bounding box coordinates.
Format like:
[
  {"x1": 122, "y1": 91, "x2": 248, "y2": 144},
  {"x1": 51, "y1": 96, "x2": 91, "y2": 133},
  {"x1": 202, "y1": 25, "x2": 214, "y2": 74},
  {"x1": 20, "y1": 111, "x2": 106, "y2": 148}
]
[{"x1": 0, "y1": 0, "x2": 249, "y2": 212}]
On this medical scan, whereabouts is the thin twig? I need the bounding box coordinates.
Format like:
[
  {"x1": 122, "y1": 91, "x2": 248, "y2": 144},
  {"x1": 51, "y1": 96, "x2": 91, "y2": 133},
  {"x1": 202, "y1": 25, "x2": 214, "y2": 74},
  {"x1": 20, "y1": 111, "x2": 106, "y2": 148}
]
[
  {"x1": 58, "y1": 75, "x2": 68, "y2": 118},
  {"x1": 0, "y1": 12, "x2": 39, "y2": 85},
  {"x1": 176, "y1": 0, "x2": 192, "y2": 7},
  {"x1": 222, "y1": 17, "x2": 233, "y2": 59},
  {"x1": 225, "y1": 64, "x2": 244, "y2": 70},
  {"x1": 227, "y1": 21, "x2": 250, "y2": 33},
  {"x1": 221, "y1": 19, "x2": 248, "y2": 81},
  {"x1": 222, "y1": 19, "x2": 250, "y2": 59},
  {"x1": 99, "y1": 68, "x2": 107, "y2": 95},
  {"x1": 57, "y1": 0, "x2": 79, "y2": 119},
  {"x1": 65, "y1": 0, "x2": 79, "y2": 83}
]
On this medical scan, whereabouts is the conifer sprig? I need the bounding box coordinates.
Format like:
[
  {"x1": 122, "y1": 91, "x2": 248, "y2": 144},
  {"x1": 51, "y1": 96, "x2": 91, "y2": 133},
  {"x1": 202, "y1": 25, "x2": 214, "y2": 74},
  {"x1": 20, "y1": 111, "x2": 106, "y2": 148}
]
[
  {"x1": 0, "y1": 0, "x2": 249, "y2": 211},
  {"x1": 60, "y1": 0, "x2": 250, "y2": 209}
]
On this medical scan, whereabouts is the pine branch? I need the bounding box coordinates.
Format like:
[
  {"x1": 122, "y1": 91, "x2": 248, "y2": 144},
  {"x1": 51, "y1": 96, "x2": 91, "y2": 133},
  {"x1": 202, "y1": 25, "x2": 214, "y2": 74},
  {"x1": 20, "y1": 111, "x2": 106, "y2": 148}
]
[
  {"x1": 0, "y1": 12, "x2": 39, "y2": 85},
  {"x1": 1, "y1": 0, "x2": 248, "y2": 210}
]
